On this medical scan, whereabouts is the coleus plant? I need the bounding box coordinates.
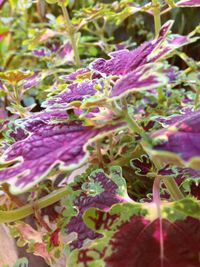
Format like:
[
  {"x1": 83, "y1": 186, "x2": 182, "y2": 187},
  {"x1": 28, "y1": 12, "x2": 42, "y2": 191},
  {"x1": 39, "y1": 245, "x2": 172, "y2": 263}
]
[{"x1": 0, "y1": 0, "x2": 200, "y2": 266}]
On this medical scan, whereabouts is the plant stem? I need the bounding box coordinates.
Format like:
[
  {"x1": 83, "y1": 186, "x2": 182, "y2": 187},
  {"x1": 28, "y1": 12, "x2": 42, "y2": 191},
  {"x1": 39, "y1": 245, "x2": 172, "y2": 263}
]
[
  {"x1": 153, "y1": 158, "x2": 184, "y2": 200},
  {"x1": 0, "y1": 186, "x2": 69, "y2": 223},
  {"x1": 124, "y1": 112, "x2": 144, "y2": 136},
  {"x1": 162, "y1": 176, "x2": 184, "y2": 200},
  {"x1": 157, "y1": 87, "x2": 165, "y2": 104},
  {"x1": 13, "y1": 84, "x2": 20, "y2": 106},
  {"x1": 1, "y1": 184, "x2": 24, "y2": 207},
  {"x1": 96, "y1": 140, "x2": 103, "y2": 167},
  {"x1": 152, "y1": 0, "x2": 161, "y2": 36},
  {"x1": 59, "y1": 0, "x2": 80, "y2": 67},
  {"x1": 109, "y1": 134, "x2": 114, "y2": 162}
]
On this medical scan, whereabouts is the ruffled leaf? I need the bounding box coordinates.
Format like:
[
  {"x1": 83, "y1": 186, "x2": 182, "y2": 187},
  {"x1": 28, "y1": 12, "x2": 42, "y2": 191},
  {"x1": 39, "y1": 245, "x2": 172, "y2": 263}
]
[
  {"x1": 64, "y1": 167, "x2": 131, "y2": 249},
  {"x1": 148, "y1": 109, "x2": 200, "y2": 170},
  {"x1": 68, "y1": 198, "x2": 200, "y2": 267},
  {"x1": 109, "y1": 63, "x2": 170, "y2": 99},
  {"x1": 44, "y1": 80, "x2": 98, "y2": 110},
  {"x1": 90, "y1": 21, "x2": 173, "y2": 76},
  {"x1": 91, "y1": 20, "x2": 197, "y2": 77},
  {"x1": 0, "y1": 114, "x2": 124, "y2": 194}
]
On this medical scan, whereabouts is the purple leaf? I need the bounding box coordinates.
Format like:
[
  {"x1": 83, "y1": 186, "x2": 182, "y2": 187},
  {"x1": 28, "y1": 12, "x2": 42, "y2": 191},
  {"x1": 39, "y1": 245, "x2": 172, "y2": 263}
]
[
  {"x1": 150, "y1": 109, "x2": 200, "y2": 169},
  {"x1": 68, "y1": 200, "x2": 200, "y2": 267},
  {"x1": 148, "y1": 34, "x2": 199, "y2": 62},
  {"x1": 43, "y1": 80, "x2": 98, "y2": 109},
  {"x1": 60, "y1": 68, "x2": 90, "y2": 81},
  {"x1": 154, "y1": 108, "x2": 193, "y2": 127},
  {"x1": 0, "y1": 118, "x2": 123, "y2": 194},
  {"x1": 22, "y1": 71, "x2": 40, "y2": 90},
  {"x1": 32, "y1": 48, "x2": 47, "y2": 57},
  {"x1": 91, "y1": 20, "x2": 198, "y2": 77},
  {"x1": 90, "y1": 21, "x2": 173, "y2": 76},
  {"x1": 32, "y1": 42, "x2": 73, "y2": 66},
  {"x1": 51, "y1": 42, "x2": 74, "y2": 66},
  {"x1": 131, "y1": 154, "x2": 154, "y2": 176},
  {"x1": 109, "y1": 63, "x2": 169, "y2": 99},
  {"x1": 176, "y1": 0, "x2": 200, "y2": 6},
  {"x1": 9, "y1": 110, "x2": 68, "y2": 141},
  {"x1": 64, "y1": 167, "x2": 130, "y2": 249}
]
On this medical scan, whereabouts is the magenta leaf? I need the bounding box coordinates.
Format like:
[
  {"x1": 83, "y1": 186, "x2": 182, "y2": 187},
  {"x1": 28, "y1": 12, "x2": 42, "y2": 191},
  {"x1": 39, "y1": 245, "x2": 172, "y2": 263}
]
[
  {"x1": 22, "y1": 71, "x2": 40, "y2": 90},
  {"x1": 8, "y1": 110, "x2": 68, "y2": 141},
  {"x1": 43, "y1": 80, "x2": 98, "y2": 109},
  {"x1": 149, "y1": 109, "x2": 200, "y2": 169},
  {"x1": 0, "y1": 117, "x2": 124, "y2": 194},
  {"x1": 90, "y1": 20, "x2": 197, "y2": 77},
  {"x1": 90, "y1": 21, "x2": 173, "y2": 76},
  {"x1": 176, "y1": 0, "x2": 200, "y2": 6},
  {"x1": 130, "y1": 154, "x2": 154, "y2": 176},
  {"x1": 154, "y1": 108, "x2": 193, "y2": 127},
  {"x1": 60, "y1": 68, "x2": 90, "y2": 81},
  {"x1": 50, "y1": 42, "x2": 74, "y2": 67},
  {"x1": 32, "y1": 41, "x2": 73, "y2": 66},
  {"x1": 109, "y1": 63, "x2": 170, "y2": 99},
  {"x1": 64, "y1": 167, "x2": 130, "y2": 249},
  {"x1": 148, "y1": 34, "x2": 199, "y2": 62},
  {"x1": 68, "y1": 199, "x2": 200, "y2": 267}
]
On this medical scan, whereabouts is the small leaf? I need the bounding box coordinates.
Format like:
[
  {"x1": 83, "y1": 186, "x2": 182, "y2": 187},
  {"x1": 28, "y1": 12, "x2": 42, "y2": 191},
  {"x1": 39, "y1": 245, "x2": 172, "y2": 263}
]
[
  {"x1": 0, "y1": 70, "x2": 33, "y2": 85},
  {"x1": 64, "y1": 167, "x2": 130, "y2": 249}
]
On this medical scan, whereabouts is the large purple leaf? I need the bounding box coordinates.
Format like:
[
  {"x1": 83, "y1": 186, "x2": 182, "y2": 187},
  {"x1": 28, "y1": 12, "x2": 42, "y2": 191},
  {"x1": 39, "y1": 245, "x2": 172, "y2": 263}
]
[
  {"x1": 43, "y1": 80, "x2": 98, "y2": 110},
  {"x1": 8, "y1": 110, "x2": 68, "y2": 141},
  {"x1": 109, "y1": 63, "x2": 171, "y2": 99},
  {"x1": 154, "y1": 108, "x2": 193, "y2": 127},
  {"x1": 149, "y1": 109, "x2": 200, "y2": 169},
  {"x1": 64, "y1": 167, "x2": 130, "y2": 249},
  {"x1": 90, "y1": 21, "x2": 173, "y2": 76},
  {"x1": 68, "y1": 199, "x2": 200, "y2": 267},
  {"x1": 0, "y1": 118, "x2": 124, "y2": 194},
  {"x1": 90, "y1": 20, "x2": 197, "y2": 77},
  {"x1": 176, "y1": 0, "x2": 200, "y2": 6}
]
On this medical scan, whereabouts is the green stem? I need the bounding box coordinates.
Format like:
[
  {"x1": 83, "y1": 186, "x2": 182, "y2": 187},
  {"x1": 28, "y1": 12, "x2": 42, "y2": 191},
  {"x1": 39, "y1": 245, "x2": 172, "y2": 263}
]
[
  {"x1": 59, "y1": 0, "x2": 80, "y2": 67},
  {"x1": 153, "y1": 158, "x2": 184, "y2": 200},
  {"x1": 157, "y1": 87, "x2": 165, "y2": 104},
  {"x1": 152, "y1": 0, "x2": 161, "y2": 36},
  {"x1": 109, "y1": 134, "x2": 114, "y2": 162},
  {"x1": 0, "y1": 186, "x2": 69, "y2": 223},
  {"x1": 124, "y1": 111, "x2": 144, "y2": 136},
  {"x1": 162, "y1": 176, "x2": 184, "y2": 200},
  {"x1": 13, "y1": 84, "x2": 20, "y2": 106},
  {"x1": 96, "y1": 140, "x2": 103, "y2": 167}
]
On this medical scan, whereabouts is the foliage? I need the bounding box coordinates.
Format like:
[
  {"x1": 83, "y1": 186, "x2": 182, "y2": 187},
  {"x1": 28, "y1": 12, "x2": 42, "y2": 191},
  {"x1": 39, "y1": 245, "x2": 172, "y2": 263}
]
[{"x1": 0, "y1": 0, "x2": 200, "y2": 266}]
